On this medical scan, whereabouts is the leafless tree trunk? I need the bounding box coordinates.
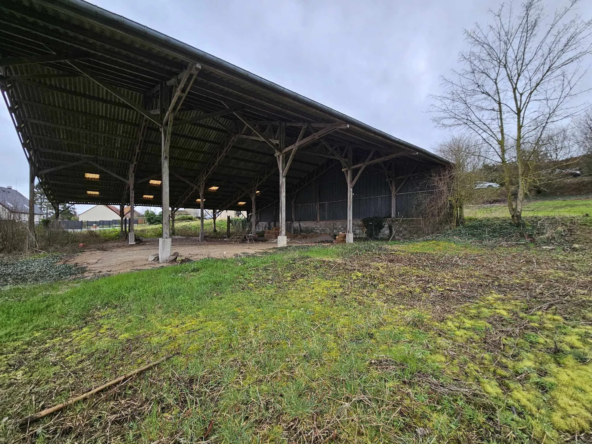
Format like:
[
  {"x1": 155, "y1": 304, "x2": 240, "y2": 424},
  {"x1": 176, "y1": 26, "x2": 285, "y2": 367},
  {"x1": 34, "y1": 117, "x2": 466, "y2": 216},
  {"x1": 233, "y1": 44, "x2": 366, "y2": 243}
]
[
  {"x1": 432, "y1": 0, "x2": 592, "y2": 225},
  {"x1": 576, "y1": 110, "x2": 592, "y2": 174},
  {"x1": 436, "y1": 135, "x2": 483, "y2": 226}
]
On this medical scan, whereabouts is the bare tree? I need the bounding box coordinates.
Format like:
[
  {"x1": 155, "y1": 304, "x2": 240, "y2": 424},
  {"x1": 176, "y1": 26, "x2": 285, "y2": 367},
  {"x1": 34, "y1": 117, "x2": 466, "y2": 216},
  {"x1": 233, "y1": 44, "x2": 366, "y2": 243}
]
[
  {"x1": 436, "y1": 135, "x2": 483, "y2": 226},
  {"x1": 432, "y1": 0, "x2": 592, "y2": 225},
  {"x1": 576, "y1": 109, "x2": 592, "y2": 174}
]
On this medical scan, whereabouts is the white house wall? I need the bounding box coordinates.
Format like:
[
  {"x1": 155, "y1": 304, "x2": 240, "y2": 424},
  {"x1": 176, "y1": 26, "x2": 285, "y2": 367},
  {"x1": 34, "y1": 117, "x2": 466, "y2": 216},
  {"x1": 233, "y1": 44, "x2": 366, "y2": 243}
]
[{"x1": 78, "y1": 205, "x2": 119, "y2": 221}]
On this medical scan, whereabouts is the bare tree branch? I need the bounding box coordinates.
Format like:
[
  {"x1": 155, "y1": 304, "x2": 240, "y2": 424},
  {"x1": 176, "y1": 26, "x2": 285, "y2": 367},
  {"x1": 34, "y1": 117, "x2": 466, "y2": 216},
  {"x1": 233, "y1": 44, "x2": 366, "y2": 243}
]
[{"x1": 430, "y1": 0, "x2": 592, "y2": 224}]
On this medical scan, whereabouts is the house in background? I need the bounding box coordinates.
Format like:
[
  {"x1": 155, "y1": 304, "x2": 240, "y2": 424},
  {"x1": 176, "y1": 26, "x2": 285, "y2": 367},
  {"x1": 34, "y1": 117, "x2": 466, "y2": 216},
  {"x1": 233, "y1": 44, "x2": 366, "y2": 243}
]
[
  {"x1": 0, "y1": 186, "x2": 43, "y2": 223},
  {"x1": 123, "y1": 206, "x2": 142, "y2": 220},
  {"x1": 188, "y1": 209, "x2": 245, "y2": 220},
  {"x1": 217, "y1": 210, "x2": 246, "y2": 220},
  {"x1": 78, "y1": 205, "x2": 141, "y2": 222}
]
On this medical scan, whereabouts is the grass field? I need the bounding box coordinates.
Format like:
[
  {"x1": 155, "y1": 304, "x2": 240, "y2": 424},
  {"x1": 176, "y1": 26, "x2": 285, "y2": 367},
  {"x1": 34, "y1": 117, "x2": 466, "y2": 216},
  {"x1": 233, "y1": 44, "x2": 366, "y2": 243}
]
[
  {"x1": 466, "y1": 196, "x2": 591, "y2": 218},
  {"x1": 1, "y1": 217, "x2": 591, "y2": 442},
  {"x1": 95, "y1": 218, "x2": 233, "y2": 241}
]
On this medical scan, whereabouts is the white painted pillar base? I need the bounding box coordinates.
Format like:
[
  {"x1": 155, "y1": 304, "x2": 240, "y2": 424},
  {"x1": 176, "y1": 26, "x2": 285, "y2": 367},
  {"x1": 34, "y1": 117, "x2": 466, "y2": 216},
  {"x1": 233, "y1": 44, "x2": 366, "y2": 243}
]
[
  {"x1": 277, "y1": 235, "x2": 288, "y2": 247},
  {"x1": 128, "y1": 232, "x2": 136, "y2": 245},
  {"x1": 159, "y1": 238, "x2": 172, "y2": 263},
  {"x1": 346, "y1": 233, "x2": 354, "y2": 244}
]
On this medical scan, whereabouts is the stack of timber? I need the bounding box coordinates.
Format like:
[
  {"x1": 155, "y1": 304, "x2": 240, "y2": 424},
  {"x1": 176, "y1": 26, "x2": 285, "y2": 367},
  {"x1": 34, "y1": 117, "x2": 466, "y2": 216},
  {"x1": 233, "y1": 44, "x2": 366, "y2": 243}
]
[
  {"x1": 264, "y1": 227, "x2": 280, "y2": 241},
  {"x1": 334, "y1": 232, "x2": 346, "y2": 244},
  {"x1": 228, "y1": 230, "x2": 248, "y2": 243}
]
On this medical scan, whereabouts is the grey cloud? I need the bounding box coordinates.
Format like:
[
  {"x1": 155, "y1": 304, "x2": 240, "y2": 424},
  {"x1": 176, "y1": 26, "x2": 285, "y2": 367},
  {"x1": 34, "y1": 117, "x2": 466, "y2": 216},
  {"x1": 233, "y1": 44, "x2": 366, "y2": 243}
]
[{"x1": 1, "y1": 0, "x2": 590, "y2": 206}]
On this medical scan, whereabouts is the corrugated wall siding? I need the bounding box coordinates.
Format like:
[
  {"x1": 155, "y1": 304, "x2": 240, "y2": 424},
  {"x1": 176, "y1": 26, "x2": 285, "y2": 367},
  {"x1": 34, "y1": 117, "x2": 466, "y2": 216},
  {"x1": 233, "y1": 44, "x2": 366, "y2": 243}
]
[{"x1": 259, "y1": 161, "x2": 438, "y2": 223}]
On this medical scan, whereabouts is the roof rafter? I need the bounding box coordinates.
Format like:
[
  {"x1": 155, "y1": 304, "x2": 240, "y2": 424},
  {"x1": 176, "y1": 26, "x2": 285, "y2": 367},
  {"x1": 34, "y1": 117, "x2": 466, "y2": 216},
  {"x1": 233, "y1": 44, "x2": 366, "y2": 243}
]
[
  {"x1": 233, "y1": 112, "x2": 280, "y2": 152},
  {"x1": 174, "y1": 106, "x2": 242, "y2": 128},
  {"x1": 217, "y1": 160, "x2": 278, "y2": 211},
  {"x1": 67, "y1": 60, "x2": 161, "y2": 126},
  {"x1": 122, "y1": 116, "x2": 149, "y2": 202},
  {"x1": 174, "y1": 129, "x2": 243, "y2": 209},
  {"x1": 163, "y1": 63, "x2": 201, "y2": 125},
  {"x1": 0, "y1": 52, "x2": 86, "y2": 67}
]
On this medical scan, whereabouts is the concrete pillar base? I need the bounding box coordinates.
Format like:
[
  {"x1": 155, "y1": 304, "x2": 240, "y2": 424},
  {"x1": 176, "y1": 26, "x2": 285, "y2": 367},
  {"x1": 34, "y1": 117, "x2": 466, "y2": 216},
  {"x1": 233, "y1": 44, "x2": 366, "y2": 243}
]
[
  {"x1": 346, "y1": 233, "x2": 354, "y2": 244},
  {"x1": 128, "y1": 232, "x2": 135, "y2": 245},
  {"x1": 159, "y1": 238, "x2": 172, "y2": 263},
  {"x1": 277, "y1": 235, "x2": 288, "y2": 247}
]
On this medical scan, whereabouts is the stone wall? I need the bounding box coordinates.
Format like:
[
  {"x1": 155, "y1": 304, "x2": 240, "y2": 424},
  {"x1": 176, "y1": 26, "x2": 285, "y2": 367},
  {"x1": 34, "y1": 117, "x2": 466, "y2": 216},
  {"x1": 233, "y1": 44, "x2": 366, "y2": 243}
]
[{"x1": 254, "y1": 218, "x2": 439, "y2": 240}]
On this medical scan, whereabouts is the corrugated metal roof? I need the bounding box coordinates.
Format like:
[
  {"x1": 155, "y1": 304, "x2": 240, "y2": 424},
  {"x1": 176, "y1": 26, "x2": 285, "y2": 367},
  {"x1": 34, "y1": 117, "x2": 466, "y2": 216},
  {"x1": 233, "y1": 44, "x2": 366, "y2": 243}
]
[{"x1": 0, "y1": 0, "x2": 448, "y2": 212}]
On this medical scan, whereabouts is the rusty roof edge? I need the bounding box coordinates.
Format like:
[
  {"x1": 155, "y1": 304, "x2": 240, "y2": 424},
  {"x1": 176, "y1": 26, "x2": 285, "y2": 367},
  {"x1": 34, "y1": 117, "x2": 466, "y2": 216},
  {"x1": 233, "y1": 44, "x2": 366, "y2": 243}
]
[{"x1": 41, "y1": 0, "x2": 449, "y2": 165}]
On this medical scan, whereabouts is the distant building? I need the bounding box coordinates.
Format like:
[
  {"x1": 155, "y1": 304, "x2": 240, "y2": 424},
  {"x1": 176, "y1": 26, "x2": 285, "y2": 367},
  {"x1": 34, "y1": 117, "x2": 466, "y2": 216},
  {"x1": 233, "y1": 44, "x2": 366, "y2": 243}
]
[
  {"x1": 122, "y1": 206, "x2": 142, "y2": 219},
  {"x1": 0, "y1": 186, "x2": 43, "y2": 223},
  {"x1": 78, "y1": 205, "x2": 141, "y2": 221},
  {"x1": 189, "y1": 209, "x2": 245, "y2": 219},
  {"x1": 217, "y1": 210, "x2": 246, "y2": 219}
]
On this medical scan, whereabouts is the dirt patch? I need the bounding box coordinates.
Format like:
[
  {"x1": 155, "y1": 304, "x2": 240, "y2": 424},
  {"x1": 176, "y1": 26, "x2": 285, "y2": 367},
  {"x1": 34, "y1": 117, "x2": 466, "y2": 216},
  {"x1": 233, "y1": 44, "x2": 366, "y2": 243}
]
[{"x1": 65, "y1": 237, "x2": 277, "y2": 276}]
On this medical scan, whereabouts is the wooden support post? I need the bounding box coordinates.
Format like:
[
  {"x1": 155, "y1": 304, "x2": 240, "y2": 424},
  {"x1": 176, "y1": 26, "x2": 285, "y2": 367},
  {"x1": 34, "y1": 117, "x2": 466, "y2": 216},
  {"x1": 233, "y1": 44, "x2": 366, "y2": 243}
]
[
  {"x1": 380, "y1": 163, "x2": 416, "y2": 220},
  {"x1": 129, "y1": 173, "x2": 135, "y2": 244},
  {"x1": 291, "y1": 198, "x2": 296, "y2": 235},
  {"x1": 345, "y1": 148, "x2": 354, "y2": 244},
  {"x1": 346, "y1": 168, "x2": 354, "y2": 243},
  {"x1": 389, "y1": 180, "x2": 396, "y2": 218},
  {"x1": 54, "y1": 204, "x2": 60, "y2": 221},
  {"x1": 250, "y1": 191, "x2": 257, "y2": 234},
  {"x1": 316, "y1": 181, "x2": 320, "y2": 222},
  {"x1": 28, "y1": 160, "x2": 35, "y2": 249},
  {"x1": 159, "y1": 115, "x2": 173, "y2": 262},
  {"x1": 227, "y1": 215, "x2": 231, "y2": 239},
  {"x1": 277, "y1": 153, "x2": 287, "y2": 246},
  {"x1": 213, "y1": 210, "x2": 217, "y2": 233},
  {"x1": 158, "y1": 66, "x2": 197, "y2": 259},
  {"x1": 199, "y1": 184, "x2": 205, "y2": 242},
  {"x1": 171, "y1": 208, "x2": 176, "y2": 236},
  {"x1": 277, "y1": 123, "x2": 287, "y2": 247},
  {"x1": 119, "y1": 203, "x2": 125, "y2": 235}
]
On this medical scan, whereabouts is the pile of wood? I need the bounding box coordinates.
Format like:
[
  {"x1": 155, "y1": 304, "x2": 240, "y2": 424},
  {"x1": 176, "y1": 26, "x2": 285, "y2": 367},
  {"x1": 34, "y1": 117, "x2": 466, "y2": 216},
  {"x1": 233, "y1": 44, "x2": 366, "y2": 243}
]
[
  {"x1": 228, "y1": 230, "x2": 247, "y2": 243},
  {"x1": 334, "y1": 232, "x2": 346, "y2": 244},
  {"x1": 264, "y1": 227, "x2": 280, "y2": 240}
]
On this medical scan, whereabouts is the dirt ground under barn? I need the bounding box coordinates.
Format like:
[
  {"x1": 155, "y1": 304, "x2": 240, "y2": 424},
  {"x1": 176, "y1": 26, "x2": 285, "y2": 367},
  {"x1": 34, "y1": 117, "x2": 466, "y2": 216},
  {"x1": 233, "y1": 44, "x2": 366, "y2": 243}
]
[{"x1": 64, "y1": 237, "x2": 278, "y2": 276}]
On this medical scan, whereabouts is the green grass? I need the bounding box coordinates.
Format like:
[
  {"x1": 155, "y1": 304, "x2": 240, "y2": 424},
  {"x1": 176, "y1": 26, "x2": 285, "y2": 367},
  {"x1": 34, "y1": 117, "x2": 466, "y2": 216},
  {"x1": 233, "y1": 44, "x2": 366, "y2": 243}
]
[
  {"x1": 466, "y1": 197, "x2": 591, "y2": 218},
  {"x1": 134, "y1": 219, "x2": 230, "y2": 239},
  {"x1": 92, "y1": 219, "x2": 232, "y2": 241},
  {"x1": 1, "y1": 221, "x2": 591, "y2": 442}
]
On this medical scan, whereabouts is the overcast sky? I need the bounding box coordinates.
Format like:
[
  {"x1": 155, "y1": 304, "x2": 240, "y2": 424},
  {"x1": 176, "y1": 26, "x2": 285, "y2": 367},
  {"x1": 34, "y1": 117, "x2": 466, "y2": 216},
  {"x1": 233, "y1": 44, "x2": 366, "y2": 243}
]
[{"x1": 1, "y1": 0, "x2": 590, "y2": 213}]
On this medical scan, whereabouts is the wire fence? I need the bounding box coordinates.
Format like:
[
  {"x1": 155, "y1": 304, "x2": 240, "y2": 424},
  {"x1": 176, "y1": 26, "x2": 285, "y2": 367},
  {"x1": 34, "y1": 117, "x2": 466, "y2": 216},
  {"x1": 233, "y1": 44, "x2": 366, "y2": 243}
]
[{"x1": 59, "y1": 219, "x2": 141, "y2": 231}]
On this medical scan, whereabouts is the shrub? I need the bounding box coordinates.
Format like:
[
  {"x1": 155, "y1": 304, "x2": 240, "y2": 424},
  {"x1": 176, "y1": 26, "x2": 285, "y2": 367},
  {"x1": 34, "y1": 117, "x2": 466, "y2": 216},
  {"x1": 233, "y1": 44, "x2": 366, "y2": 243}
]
[
  {"x1": 361, "y1": 217, "x2": 386, "y2": 240},
  {"x1": 176, "y1": 215, "x2": 195, "y2": 221},
  {"x1": 0, "y1": 219, "x2": 28, "y2": 253},
  {"x1": 145, "y1": 210, "x2": 162, "y2": 225}
]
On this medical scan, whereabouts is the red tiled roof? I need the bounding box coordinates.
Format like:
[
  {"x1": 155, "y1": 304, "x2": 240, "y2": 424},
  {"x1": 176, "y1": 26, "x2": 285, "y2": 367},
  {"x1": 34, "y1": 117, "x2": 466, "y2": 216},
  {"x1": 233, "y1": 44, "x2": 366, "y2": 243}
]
[{"x1": 106, "y1": 205, "x2": 120, "y2": 216}]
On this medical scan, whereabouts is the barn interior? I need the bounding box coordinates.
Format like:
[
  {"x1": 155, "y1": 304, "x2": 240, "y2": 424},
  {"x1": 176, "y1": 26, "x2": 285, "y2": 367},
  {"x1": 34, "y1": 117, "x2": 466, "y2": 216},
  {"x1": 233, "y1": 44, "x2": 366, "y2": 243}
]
[{"x1": 0, "y1": 0, "x2": 449, "y2": 262}]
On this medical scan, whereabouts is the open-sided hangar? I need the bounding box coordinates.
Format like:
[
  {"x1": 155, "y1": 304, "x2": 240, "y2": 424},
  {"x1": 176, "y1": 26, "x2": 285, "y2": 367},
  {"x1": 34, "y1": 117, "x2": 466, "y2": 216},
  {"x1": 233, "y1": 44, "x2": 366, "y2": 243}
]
[{"x1": 0, "y1": 0, "x2": 449, "y2": 262}]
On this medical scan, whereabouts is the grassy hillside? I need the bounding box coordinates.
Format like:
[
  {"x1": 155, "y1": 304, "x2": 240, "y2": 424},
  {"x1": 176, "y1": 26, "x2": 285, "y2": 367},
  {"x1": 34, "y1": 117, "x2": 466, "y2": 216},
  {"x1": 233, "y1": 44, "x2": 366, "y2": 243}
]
[
  {"x1": 1, "y1": 219, "x2": 591, "y2": 442},
  {"x1": 466, "y1": 196, "x2": 591, "y2": 218}
]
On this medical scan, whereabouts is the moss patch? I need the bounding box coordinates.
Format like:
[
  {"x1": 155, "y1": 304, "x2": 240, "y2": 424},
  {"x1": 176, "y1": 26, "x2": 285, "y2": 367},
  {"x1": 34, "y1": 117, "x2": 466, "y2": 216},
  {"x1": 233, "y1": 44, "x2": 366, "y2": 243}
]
[{"x1": 1, "y1": 225, "x2": 591, "y2": 442}]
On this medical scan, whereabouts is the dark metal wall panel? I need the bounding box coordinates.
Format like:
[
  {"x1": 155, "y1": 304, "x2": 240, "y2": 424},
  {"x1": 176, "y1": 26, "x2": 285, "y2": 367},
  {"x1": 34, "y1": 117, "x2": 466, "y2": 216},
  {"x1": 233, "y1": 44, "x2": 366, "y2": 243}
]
[
  {"x1": 259, "y1": 205, "x2": 276, "y2": 223},
  {"x1": 258, "y1": 166, "x2": 432, "y2": 222},
  {"x1": 396, "y1": 192, "x2": 429, "y2": 217},
  {"x1": 319, "y1": 179, "x2": 345, "y2": 203},
  {"x1": 354, "y1": 195, "x2": 391, "y2": 219},
  {"x1": 354, "y1": 170, "x2": 390, "y2": 198},
  {"x1": 325, "y1": 200, "x2": 346, "y2": 220},
  {"x1": 295, "y1": 203, "x2": 317, "y2": 221},
  {"x1": 397, "y1": 174, "x2": 431, "y2": 194},
  {"x1": 295, "y1": 183, "x2": 315, "y2": 204}
]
